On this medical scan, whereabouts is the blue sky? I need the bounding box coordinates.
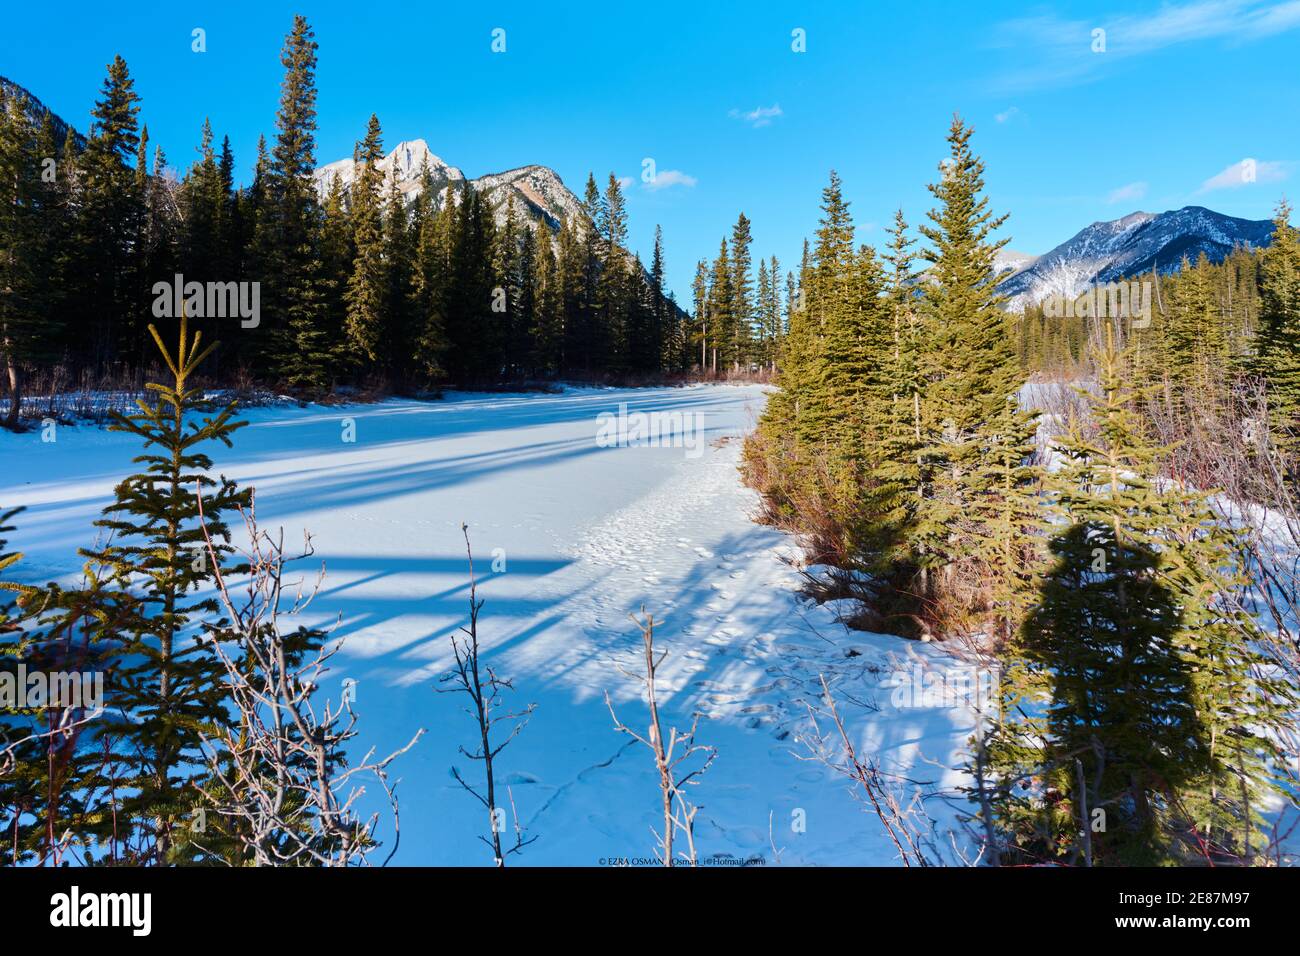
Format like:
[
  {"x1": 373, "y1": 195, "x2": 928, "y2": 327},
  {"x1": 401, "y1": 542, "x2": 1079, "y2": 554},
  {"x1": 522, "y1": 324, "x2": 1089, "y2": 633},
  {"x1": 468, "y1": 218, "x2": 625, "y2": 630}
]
[{"x1": 2, "y1": 0, "x2": 1298, "y2": 302}]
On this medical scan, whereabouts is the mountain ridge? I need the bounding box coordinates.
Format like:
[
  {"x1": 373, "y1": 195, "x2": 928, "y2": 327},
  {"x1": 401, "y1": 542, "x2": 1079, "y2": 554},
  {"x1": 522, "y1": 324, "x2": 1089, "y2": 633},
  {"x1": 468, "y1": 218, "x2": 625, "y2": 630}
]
[
  {"x1": 312, "y1": 138, "x2": 585, "y2": 233},
  {"x1": 997, "y1": 205, "x2": 1274, "y2": 309},
  {"x1": 0, "y1": 75, "x2": 86, "y2": 151}
]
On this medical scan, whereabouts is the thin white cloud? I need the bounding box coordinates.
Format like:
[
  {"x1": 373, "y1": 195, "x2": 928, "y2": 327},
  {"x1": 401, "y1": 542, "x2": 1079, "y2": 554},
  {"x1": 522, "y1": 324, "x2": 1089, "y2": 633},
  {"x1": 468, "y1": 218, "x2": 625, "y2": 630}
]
[
  {"x1": 616, "y1": 175, "x2": 635, "y2": 191},
  {"x1": 992, "y1": 1, "x2": 1300, "y2": 91},
  {"x1": 995, "y1": 106, "x2": 1021, "y2": 123},
  {"x1": 1197, "y1": 158, "x2": 1291, "y2": 192},
  {"x1": 729, "y1": 104, "x2": 783, "y2": 128},
  {"x1": 1106, "y1": 181, "x2": 1149, "y2": 204},
  {"x1": 644, "y1": 169, "x2": 697, "y2": 191}
]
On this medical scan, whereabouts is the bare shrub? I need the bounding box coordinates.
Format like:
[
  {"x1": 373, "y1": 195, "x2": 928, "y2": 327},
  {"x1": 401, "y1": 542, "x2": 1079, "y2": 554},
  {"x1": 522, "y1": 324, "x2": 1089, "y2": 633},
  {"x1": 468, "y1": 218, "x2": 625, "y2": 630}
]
[
  {"x1": 605, "y1": 609, "x2": 717, "y2": 866},
  {"x1": 794, "y1": 674, "x2": 971, "y2": 866},
  {"x1": 438, "y1": 523, "x2": 537, "y2": 866},
  {"x1": 194, "y1": 491, "x2": 422, "y2": 866}
]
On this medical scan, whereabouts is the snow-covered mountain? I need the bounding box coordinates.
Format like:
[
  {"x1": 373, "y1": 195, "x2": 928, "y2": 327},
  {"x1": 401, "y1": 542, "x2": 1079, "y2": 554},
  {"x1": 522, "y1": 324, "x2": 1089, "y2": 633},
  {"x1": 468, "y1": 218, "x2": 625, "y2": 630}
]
[
  {"x1": 313, "y1": 138, "x2": 465, "y2": 207},
  {"x1": 998, "y1": 206, "x2": 1273, "y2": 310},
  {"x1": 313, "y1": 138, "x2": 584, "y2": 231},
  {"x1": 993, "y1": 248, "x2": 1039, "y2": 280},
  {"x1": 469, "y1": 164, "x2": 586, "y2": 230}
]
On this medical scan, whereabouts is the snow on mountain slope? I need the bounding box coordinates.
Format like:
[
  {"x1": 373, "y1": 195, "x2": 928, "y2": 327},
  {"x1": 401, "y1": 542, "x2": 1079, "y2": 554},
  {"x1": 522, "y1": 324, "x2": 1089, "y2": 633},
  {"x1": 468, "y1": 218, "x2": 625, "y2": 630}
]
[
  {"x1": 313, "y1": 138, "x2": 583, "y2": 231},
  {"x1": 313, "y1": 138, "x2": 465, "y2": 206},
  {"x1": 999, "y1": 205, "x2": 1273, "y2": 310},
  {"x1": 993, "y1": 248, "x2": 1039, "y2": 280},
  {"x1": 0, "y1": 74, "x2": 85, "y2": 151},
  {"x1": 0, "y1": 385, "x2": 978, "y2": 865},
  {"x1": 471, "y1": 164, "x2": 586, "y2": 230}
]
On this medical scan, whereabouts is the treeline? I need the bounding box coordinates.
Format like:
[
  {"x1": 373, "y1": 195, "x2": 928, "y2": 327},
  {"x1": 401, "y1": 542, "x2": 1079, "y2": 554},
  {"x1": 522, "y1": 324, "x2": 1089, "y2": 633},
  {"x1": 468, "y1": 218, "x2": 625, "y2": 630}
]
[
  {"x1": 1, "y1": 16, "x2": 786, "y2": 431},
  {"x1": 1016, "y1": 200, "x2": 1300, "y2": 456},
  {"x1": 690, "y1": 213, "x2": 789, "y2": 373},
  {"x1": 1016, "y1": 243, "x2": 1266, "y2": 380},
  {"x1": 743, "y1": 116, "x2": 1300, "y2": 864}
]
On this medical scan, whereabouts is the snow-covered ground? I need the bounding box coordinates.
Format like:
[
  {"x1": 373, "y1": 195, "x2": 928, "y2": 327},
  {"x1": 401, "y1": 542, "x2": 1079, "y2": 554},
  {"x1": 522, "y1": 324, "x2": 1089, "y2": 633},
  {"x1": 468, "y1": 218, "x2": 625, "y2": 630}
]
[{"x1": 0, "y1": 384, "x2": 979, "y2": 865}]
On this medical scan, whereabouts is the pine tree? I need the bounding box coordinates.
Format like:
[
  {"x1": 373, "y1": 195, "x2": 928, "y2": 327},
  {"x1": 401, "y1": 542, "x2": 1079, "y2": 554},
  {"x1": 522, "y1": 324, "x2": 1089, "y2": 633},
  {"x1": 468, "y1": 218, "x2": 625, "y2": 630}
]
[
  {"x1": 875, "y1": 209, "x2": 923, "y2": 563},
  {"x1": 990, "y1": 327, "x2": 1290, "y2": 864},
  {"x1": 729, "y1": 212, "x2": 755, "y2": 370},
  {"x1": 317, "y1": 171, "x2": 353, "y2": 359},
  {"x1": 530, "y1": 223, "x2": 563, "y2": 375},
  {"x1": 707, "y1": 238, "x2": 733, "y2": 374},
  {"x1": 343, "y1": 114, "x2": 388, "y2": 371},
  {"x1": 690, "y1": 258, "x2": 709, "y2": 372},
  {"x1": 650, "y1": 225, "x2": 671, "y2": 374},
  {"x1": 260, "y1": 15, "x2": 327, "y2": 379},
  {"x1": 408, "y1": 160, "x2": 449, "y2": 385},
  {"x1": 1254, "y1": 200, "x2": 1300, "y2": 448},
  {"x1": 180, "y1": 118, "x2": 223, "y2": 283},
  {"x1": 77, "y1": 55, "x2": 143, "y2": 369},
  {"x1": 216, "y1": 134, "x2": 237, "y2": 277},
  {"x1": 755, "y1": 257, "x2": 772, "y2": 371},
  {"x1": 493, "y1": 196, "x2": 525, "y2": 378},
  {"x1": 0, "y1": 89, "x2": 63, "y2": 428},
  {"x1": 913, "y1": 117, "x2": 1034, "y2": 628},
  {"x1": 571, "y1": 174, "x2": 604, "y2": 374},
  {"x1": 595, "y1": 173, "x2": 629, "y2": 371},
  {"x1": 1165, "y1": 253, "x2": 1227, "y2": 403},
  {"x1": 384, "y1": 161, "x2": 415, "y2": 382},
  {"x1": 85, "y1": 313, "x2": 250, "y2": 863},
  {"x1": 744, "y1": 171, "x2": 863, "y2": 554}
]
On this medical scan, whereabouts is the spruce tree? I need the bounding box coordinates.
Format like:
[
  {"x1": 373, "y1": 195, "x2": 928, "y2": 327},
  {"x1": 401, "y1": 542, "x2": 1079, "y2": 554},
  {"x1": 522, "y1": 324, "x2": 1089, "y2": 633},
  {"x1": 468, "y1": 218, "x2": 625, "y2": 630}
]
[
  {"x1": 76, "y1": 55, "x2": 143, "y2": 369},
  {"x1": 707, "y1": 238, "x2": 734, "y2": 374},
  {"x1": 529, "y1": 223, "x2": 562, "y2": 375},
  {"x1": 343, "y1": 114, "x2": 388, "y2": 371},
  {"x1": 86, "y1": 313, "x2": 250, "y2": 863},
  {"x1": 1254, "y1": 200, "x2": 1300, "y2": 448},
  {"x1": 261, "y1": 15, "x2": 328, "y2": 379},
  {"x1": 690, "y1": 258, "x2": 709, "y2": 372},
  {"x1": 408, "y1": 160, "x2": 449, "y2": 385},
  {"x1": 756, "y1": 257, "x2": 772, "y2": 370},
  {"x1": 991, "y1": 328, "x2": 1291, "y2": 864},
  {"x1": 913, "y1": 117, "x2": 1036, "y2": 629},
  {"x1": 729, "y1": 212, "x2": 755, "y2": 370},
  {"x1": 595, "y1": 173, "x2": 629, "y2": 371},
  {"x1": 384, "y1": 161, "x2": 415, "y2": 382},
  {"x1": 650, "y1": 225, "x2": 670, "y2": 374},
  {"x1": 0, "y1": 90, "x2": 54, "y2": 428}
]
